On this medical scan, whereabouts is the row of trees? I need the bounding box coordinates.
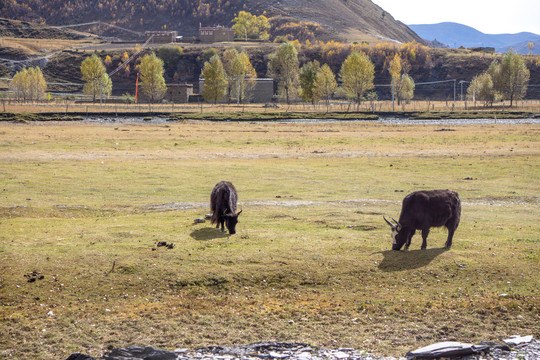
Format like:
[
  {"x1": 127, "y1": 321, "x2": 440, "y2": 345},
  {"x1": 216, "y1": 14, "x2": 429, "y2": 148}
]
[
  {"x1": 7, "y1": 43, "x2": 415, "y2": 106},
  {"x1": 81, "y1": 54, "x2": 113, "y2": 101},
  {"x1": 467, "y1": 51, "x2": 530, "y2": 107},
  {"x1": 7, "y1": 45, "x2": 530, "y2": 107},
  {"x1": 388, "y1": 54, "x2": 415, "y2": 106},
  {"x1": 232, "y1": 11, "x2": 270, "y2": 40},
  {"x1": 80, "y1": 52, "x2": 167, "y2": 102},
  {"x1": 7, "y1": 52, "x2": 166, "y2": 103},
  {"x1": 269, "y1": 42, "x2": 415, "y2": 108},
  {"x1": 9, "y1": 67, "x2": 47, "y2": 102},
  {"x1": 200, "y1": 48, "x2": 257, "y2": 103},
  {"x1": 142, "y1": 42, "x2": 415, "y2": 107}
]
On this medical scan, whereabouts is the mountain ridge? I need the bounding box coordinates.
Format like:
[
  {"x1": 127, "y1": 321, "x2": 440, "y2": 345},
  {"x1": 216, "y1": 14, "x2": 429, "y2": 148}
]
[{"x1": 409, "y1": 22, "x2": 540, "y2": 54}]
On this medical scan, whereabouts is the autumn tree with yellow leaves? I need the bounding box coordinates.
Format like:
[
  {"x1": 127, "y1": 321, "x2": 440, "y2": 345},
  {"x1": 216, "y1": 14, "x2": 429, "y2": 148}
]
[{"x1": 10, "y1": 66, "x2": 47, "y2": 102}]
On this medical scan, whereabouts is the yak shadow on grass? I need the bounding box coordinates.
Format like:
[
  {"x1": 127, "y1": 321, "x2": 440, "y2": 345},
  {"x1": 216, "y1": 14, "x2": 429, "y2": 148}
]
[
  {"x1": 190, "y1": 227, "x2": 230, "y2": 241},
  {"x1": 377, "y1": 247, "x2": 449, "y2": 272}
]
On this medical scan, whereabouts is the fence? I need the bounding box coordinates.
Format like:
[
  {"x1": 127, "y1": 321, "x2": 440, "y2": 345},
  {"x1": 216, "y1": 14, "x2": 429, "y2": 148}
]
[{"x1": 2, "y1": 99, "x2": 540, "y2": 115}]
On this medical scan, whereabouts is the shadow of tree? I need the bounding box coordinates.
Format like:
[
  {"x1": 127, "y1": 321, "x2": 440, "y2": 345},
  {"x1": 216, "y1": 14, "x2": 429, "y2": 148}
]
[
  {"x1": 190, "y1": 227, "x2": 230, "y2": 241},
  {"x1": 378, "y1": 247, "x2": 449, "y2": 272}
]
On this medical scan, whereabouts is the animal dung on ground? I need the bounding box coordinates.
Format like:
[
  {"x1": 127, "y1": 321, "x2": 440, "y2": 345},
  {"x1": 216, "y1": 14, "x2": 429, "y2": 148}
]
[
  {"x1": 193, "y1": 218, "x2": 206, "y2": 224},
  {"x1": 156, "y1": 241, "x2": 175, "y2": 249},
  {"x1": 24, "y1": 271, "x2": 44, "y2": 282}
]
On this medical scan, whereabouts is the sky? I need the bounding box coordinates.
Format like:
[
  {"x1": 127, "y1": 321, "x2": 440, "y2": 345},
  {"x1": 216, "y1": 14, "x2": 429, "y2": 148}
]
[{"x1": 371, "y1": 0, "x2": 540, "y2": 35}]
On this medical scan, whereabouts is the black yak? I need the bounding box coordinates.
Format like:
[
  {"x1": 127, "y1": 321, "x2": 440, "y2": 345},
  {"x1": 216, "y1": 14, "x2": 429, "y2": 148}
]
[
  {"x1": 210, "y1": 181, "x2": 242, "y2": 234},
  {"x1": 384, "y1": 189, "x2": 461, "y2": 250}
]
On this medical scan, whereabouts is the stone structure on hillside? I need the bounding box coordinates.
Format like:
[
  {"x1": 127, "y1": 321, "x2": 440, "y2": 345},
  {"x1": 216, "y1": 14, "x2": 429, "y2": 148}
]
[
  {"x1": 198, "y1": 25, "x2": 235, "y2": 42},
  {"x1": 468, "y1": 47, "x2": 495, "y2": 53},
  {"x1": 165, "y1": 83, "x2": 194, "y2": 103},
  {"x1": 145, "y1": 31, "x2": 178, "y2": 43}
]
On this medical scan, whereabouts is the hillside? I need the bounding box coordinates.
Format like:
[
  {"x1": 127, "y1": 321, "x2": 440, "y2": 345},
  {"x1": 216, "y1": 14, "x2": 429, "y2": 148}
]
[
  {"x1": 0, "y1": 18, "x2": 85, "y2": 40},
  {"x1": 409, "y1": 22, "x2": 540, "y2": 54},
  {"x1": 0, "y1": 0, "x2": 421, "y2": 43},
  {"x1": 3, "y1": 39, "x2": 539, "y2": 101}
]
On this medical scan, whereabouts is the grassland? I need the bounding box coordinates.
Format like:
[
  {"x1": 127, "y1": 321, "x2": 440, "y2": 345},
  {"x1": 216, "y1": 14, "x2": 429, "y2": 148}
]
[{"x1": 0, "y1": 120, "x2": 538, "y2": 359}]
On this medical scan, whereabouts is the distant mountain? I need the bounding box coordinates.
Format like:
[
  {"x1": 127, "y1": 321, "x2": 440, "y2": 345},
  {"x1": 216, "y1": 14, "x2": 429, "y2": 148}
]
[
  {"x1": 0, "y1": 0, "x2": 421, "y2": 44},
  {"x1": 498, "y1": 40, "x2": 540, "y2": 55},
  {"x1": 409, "y1": 22, "x2": 540, "y2": 54}
]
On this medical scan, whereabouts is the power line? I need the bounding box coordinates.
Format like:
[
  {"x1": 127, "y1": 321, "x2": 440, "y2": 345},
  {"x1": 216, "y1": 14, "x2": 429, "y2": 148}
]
[
  {"x1": 52, "y1": 21, "x2": 143, "y2": 37},
  {"x1": 0, "y1": 77, "x2": 83, "y2": 86},
  {"x1": 50, "y1": 21, "x2": 102, "y2": 29},
  {"x1": 1, "y1": 20, "x2": 143, "y2": 37},
  {"x1": 108, "y1": 34, "x2": 153, "y2": 77},
  {"x1": 375, "y1": 79, "x2": 457, "y2": 87},
  {"x1": 415, "y1": 79, "x2": 456, "y2": 86},
  {"x1": 0, "y1": 53, "x2": 55, "y2": 64},
  {"x1": 46, "y1": 82, "x2": 84, "y2": 86}
]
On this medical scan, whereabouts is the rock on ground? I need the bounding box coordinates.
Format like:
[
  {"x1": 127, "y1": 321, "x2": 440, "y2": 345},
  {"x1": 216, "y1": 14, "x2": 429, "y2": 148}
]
[{"x1": 65, "y1": 339, "x2": 540, "y2": 360}]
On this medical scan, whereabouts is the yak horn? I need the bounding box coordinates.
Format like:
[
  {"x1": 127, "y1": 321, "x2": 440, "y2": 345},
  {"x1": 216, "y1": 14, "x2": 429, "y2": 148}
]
[
  {"x1": 237, "y1": 209, "x2": 243, "y2": 216},
  {"x1": 383, "y1": 216, "x2": 395, "y2": 227},
  {"x1": 392, "y1": 217, "x2": 402, "y2": 231}
]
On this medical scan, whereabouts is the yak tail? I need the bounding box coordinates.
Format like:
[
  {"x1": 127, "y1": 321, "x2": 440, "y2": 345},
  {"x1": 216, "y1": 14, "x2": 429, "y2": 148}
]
[{"x1": 210, "y1": 211, "x2": 219, "y2": 225}]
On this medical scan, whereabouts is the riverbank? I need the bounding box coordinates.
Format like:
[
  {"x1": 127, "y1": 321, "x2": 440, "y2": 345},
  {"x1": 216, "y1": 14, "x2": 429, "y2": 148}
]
[
  {"x1": 1, "y1": 98, "x2": 540, "y2": 120},
  {"x1": 1, "y1": 110, "x2": 539, "y2": 123}
]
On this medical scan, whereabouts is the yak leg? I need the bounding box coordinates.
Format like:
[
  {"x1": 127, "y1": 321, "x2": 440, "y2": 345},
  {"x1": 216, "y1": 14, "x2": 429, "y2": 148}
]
[
  {"x1": 445, "y1": 227, "x2": 455, "y2": 249},
  {"x1": 220, "y1": 220, "x2": 225, "y2": 232},
  {"x1": 421, "y1": 228, "x2": 430, "y2": 249},
  {"x1": 216, "y1": 217, "x2": 224, "y2": 232},
  {"x1": 404, "y1": 230, "x2": 415, "y2": 250}
]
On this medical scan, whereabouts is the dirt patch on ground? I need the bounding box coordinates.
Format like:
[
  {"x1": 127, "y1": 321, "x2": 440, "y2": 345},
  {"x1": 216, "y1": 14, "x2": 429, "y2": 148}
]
[{"x1": 140, "y1": 197, "x2": 538, "y2": 213}]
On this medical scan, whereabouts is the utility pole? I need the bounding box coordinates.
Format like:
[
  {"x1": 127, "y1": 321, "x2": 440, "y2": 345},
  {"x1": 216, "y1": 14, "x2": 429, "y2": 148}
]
[
  {"x1": 99, "y1": 76, "x2": 103, "y2": 105},
  {"x1": 237, "y1": 76, "x2": 241, "y2": 105},
  {"x1": 391, "y1": 78, "x2": 395, "y2": 112},
  {"x1": 135, "y1": 73, "x2": 139, "y2": 104},
  {"x1": 453, "y1": 79, "x2": 456, "y2": 105}
]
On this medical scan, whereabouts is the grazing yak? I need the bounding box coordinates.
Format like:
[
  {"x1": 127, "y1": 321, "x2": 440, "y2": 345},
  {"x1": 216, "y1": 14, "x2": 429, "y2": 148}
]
[
  {"x1": 210, "y1": 181, "x2": 242, "y2": 234},
  {"x1": 384, "y1": 189, "x2": 461, "y2": 250}
]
